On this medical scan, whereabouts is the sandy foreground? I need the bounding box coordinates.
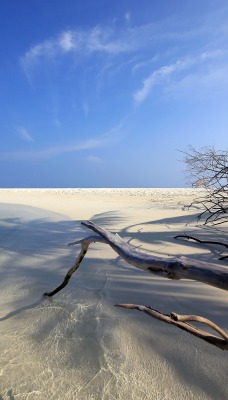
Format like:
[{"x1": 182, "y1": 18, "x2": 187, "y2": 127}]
[{"x1": 0, "y1": 188, "x2": 227, "y2": 400}]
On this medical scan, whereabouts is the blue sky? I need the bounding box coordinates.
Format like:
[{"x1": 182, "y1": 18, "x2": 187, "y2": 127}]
[{"x1": 1, "y1": 0, "x2": 228, "y2": 187}]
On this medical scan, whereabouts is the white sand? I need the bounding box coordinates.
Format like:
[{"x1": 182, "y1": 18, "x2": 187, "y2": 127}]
[{"x1": 0, "y1": 189, "x2": 227, "y2": 400}]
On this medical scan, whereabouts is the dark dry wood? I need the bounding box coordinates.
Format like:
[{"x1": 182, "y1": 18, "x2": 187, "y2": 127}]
[
  {"x1": 115, "y1": 304, "x2": 228, "y2": 350},
  {"x1": 44, "y1": 241, "x2": 90, "y2": 297},
  {"x1": 44, "y1": 235, "x2": 107, "y2": 297},
  {"x1": 174, "y1": 234, "x2": 228, "y2": 260},
  {"x1": 174, "y1": 234, "x2": 228, "y2": 249}
]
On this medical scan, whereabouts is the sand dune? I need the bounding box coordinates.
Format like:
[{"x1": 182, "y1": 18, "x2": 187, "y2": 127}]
[{"x1": 0, "y1": 189, "x2": 227, "y2": 400}]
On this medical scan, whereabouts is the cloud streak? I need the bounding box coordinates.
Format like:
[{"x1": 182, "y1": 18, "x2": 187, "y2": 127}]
[
  {"x1": 133, "y1": 50, "x2": 228, "y2": 104},
  {"x1": 20, "y1": 11, "x2": 228, "y2": 76},
  {"x1": 2, "y1": 138, "x2": 104, "y2": 160},
  {"x1": 17, "y1": 126, "x2": 33, "y2": 142},
  {"x1": 85, "y1": 155, "x2": 103, "y2": 164},
  {"x1": 133, "y1": 59, "x2": 191, "y2": 104},
  {"x1": 20, "y1": 26, "x2": 139, "y2": 77},
  {"x1": 2, "y1": 124, "x2": 124, "y2": 161},
  {"x1": 20, "y1": 17, "x2": 228, "y2": 104},
  {"x1": 20, "y1": 20, "x2": 181, "y2": 78}
]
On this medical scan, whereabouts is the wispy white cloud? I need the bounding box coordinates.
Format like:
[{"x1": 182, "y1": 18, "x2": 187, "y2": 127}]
[
  {"x1": 20, "y1": 10, "x2": 228, "y2": 76},
  {"x1": 125, "y1": 12, "x2": 131, "y2": 22},
  {"x1": 85, "y1": 155, "x2": 103, "y2": 164},
  {"x1": 199, "y1": 49, "x2": 225, "y2": 61},
  {"x1": 58, "y1": 31, "x2": 76, "y2": 52},
  {"x1": 134, "y1": 59, "x2": 191, "y2": 104},
  {"x1": 20, "y1": 26, "x2": 138, "y2": 77},
  {"x1": 17, "y1": 126, "x2": 33, "y2": 142},
  {"x1": 21, "y1": 19, "x2": 184, "y2": 80},
  {"x1": 20, "y1": 15, "x2": 228, "y2": 90},
  {"x1": 134, "y1": 49, "x2": 228, "y2": 104},
  {"x1": 20, "y1": 18, "x2": 228, "y2": 104},
  {"x1": 132, "y1": 55, "x2": 159, "y2": 73},
  {"x1": 21, "y1": 40, "x2": 56, "y2": 76},
  {"x1": 2, "y1": 124, "x2": 124, "y2": 160},
  {"x1": 166, "y1": 63, "x2": 228, "y2": 98},
  {"x1": 2, "y1": 138, "x2": 103, "y2": 160}
]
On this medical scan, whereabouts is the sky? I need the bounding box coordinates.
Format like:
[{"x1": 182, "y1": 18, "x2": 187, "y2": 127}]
[{"x1": 1, "y1": 0, "x2": 228, "y2": 188}]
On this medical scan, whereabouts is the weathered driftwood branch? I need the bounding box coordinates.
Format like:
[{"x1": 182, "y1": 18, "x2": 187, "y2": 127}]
[
  {"x1": 44, "y1": 220, "x2": 228, "y2": 292},
  {"x1": 44, "y1": 221, "x2": 228, "y2": 295},
  {"x1": 115, "y1": 305, "x2": 228, "y2": 350},
  {"x1": 44, "y1": 221, "x2": 228, "y2": 350}
]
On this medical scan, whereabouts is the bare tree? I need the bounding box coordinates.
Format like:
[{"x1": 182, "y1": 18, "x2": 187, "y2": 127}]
[
  {"x1": 182, "y1": 145, "x2": 228, "y2": 225},
  {"x1": 175, "y1": 146, "x2": 228, "y2": 260}
]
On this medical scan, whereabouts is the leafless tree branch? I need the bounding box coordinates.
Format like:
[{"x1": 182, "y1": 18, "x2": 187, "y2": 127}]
[{"x1": 181, "y1": 146, "x2": 228, "y2": 226}]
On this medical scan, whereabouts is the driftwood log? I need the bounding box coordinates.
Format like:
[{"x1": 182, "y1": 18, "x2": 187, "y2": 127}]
[{"x1": 44, "y1": 221, "x2": 228, "y2": 350}]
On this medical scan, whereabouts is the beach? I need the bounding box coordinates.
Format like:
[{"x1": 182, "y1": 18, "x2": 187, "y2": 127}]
[{"x1": 0, "y1": 188, "x2": 227, "y2": 400}]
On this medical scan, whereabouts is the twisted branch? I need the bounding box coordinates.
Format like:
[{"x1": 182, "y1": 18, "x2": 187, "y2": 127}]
[{"x1": 116, "y1": 305, "x2": 228, "y2": 350}]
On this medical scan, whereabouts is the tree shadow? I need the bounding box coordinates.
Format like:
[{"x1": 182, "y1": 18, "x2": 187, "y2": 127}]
[
  {"x1": 0, "y1": 203, "x2": 227, "y2": 398},
  {"x1": 7, "y1": 389, "x2": 15, "y2": 400},
  {"x1": 115, "y1": 212, "x2": 228, "y2": 263},
  {"x1": 0, "y1": 203, "x2": 82, "y2": 255}
]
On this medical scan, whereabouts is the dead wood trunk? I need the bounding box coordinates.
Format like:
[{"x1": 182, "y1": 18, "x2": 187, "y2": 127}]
[{"x1": 44, "y1": 221, "x2": 228, "y2": 350}]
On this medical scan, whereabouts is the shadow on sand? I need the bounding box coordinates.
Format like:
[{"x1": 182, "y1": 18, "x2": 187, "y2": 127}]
[{"x1": 0, "y1": 203, "x2": 227, "y2": 399}]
